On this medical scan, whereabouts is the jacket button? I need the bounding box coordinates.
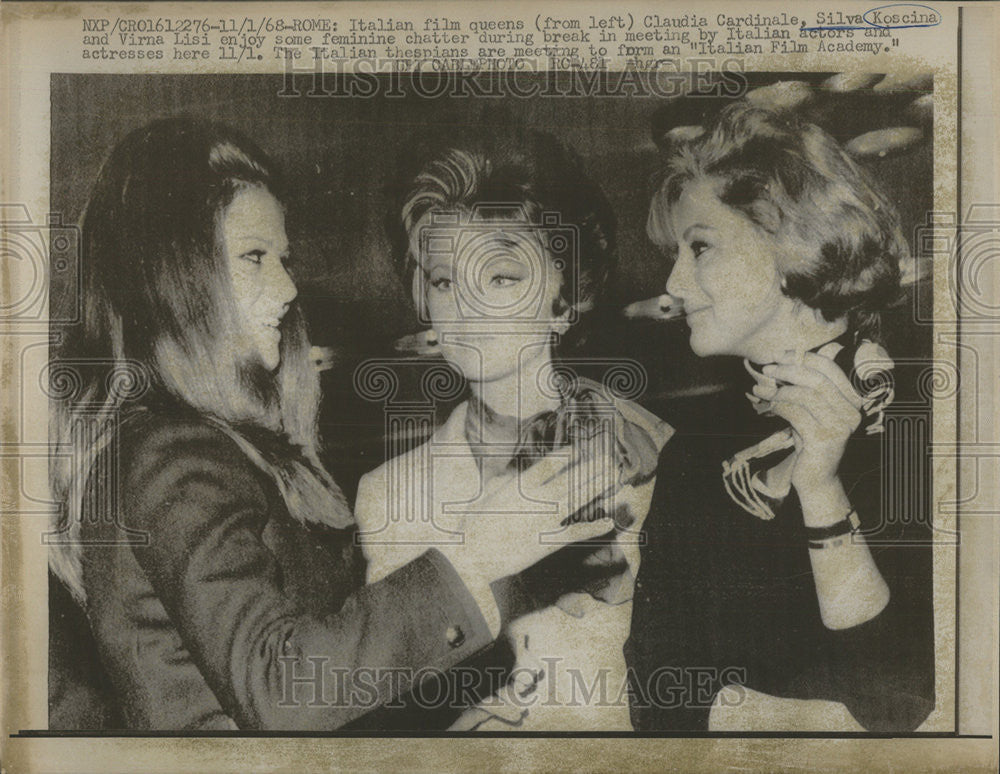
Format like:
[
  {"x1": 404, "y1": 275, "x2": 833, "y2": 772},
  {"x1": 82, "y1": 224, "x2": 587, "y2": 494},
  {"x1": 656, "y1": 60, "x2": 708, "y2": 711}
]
[{"x1": 445, "y1": 625, "x2": 466, "y2": 648}]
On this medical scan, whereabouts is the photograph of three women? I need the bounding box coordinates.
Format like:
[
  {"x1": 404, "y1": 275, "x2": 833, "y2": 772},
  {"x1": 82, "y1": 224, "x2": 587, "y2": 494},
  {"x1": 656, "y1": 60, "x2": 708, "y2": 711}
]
[{"x1": 46, "y1": 71, "x2": 938, "y2": 733}]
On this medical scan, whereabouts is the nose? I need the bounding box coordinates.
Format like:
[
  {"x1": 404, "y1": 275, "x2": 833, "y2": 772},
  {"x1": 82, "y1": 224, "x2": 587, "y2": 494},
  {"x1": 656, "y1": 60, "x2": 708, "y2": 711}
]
[
  {"x1": 665, "y1": 251, "x2": 691, "y2": 300},
  {"x1": 270, "y1": 260, "x2": 298, "y2": 307}
]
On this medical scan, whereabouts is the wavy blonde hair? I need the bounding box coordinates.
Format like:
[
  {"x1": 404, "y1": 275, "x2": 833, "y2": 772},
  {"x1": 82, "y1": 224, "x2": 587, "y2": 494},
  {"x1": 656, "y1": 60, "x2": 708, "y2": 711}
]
[
  {"x1": 396, "y1": 131, "x2": 617, "y2": 325},
  {"x1": 647, "y1": 103, "x2": 909, "y2": 338}
]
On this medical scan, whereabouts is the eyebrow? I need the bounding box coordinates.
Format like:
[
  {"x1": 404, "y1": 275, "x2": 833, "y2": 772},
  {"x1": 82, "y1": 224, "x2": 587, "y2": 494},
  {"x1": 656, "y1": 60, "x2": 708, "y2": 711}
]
[
  {"x1": 425, "y1": 259, "x2": 452, "y2": 276},
  {"x1": 681, "y1": 224, "x2": 714, "y2": 241},
  {"x1": 494, "y1": 235, "x2": 522, "y2": 249},
  {"x1": 231, "y1": 235, "x2": 290, "y2": 254},
  {"x1": 231, "y1": 235, "x2": 275, "y2": 246}
]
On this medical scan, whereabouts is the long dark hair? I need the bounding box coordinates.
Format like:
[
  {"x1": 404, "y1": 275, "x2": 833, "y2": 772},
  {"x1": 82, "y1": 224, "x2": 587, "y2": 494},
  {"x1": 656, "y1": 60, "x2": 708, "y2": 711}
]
[{"x1": 50, "y1": 117, "x2": 350, "y2": 602}]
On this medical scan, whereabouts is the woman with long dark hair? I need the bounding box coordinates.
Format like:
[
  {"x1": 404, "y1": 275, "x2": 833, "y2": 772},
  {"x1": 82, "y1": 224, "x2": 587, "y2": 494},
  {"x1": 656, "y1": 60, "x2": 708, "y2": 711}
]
[
  {"x1": 48, "y1": 117, "x2": 614, "y2": 730},
  {"x1": 625, "y1": 103, "x2": 935, "y2": 731}
]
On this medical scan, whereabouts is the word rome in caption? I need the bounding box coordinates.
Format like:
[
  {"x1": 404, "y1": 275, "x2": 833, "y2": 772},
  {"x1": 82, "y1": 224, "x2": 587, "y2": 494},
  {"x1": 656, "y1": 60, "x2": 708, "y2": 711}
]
[{"x1": 78, "y1": 11, "x2": 910, "y2": 64}]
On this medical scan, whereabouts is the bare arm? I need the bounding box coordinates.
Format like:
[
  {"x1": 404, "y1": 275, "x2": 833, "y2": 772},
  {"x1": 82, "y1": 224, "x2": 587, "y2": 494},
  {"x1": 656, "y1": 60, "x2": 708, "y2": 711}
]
[
  {"x1": 759, "y1": 351, "x2": 891, "y2": 629},
  {"x1": 797, "y1": 477, "x2": 889, "y2": 629}
]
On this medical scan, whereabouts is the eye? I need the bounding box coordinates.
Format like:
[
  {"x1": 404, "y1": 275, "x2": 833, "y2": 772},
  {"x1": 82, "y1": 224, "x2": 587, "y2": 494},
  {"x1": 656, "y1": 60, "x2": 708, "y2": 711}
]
[
  {"x1": 430, "y1": 277, "x2": 452, "y2": 291},
  {"x1": 241, "y1": 249, "x2": 265, "y2": 265},
  {"x1": 490, "y1": 274, "x2": 522, "y2": 288},
  {"x1": 690, "y1": 240, "x2": 710, "y2": 258}
]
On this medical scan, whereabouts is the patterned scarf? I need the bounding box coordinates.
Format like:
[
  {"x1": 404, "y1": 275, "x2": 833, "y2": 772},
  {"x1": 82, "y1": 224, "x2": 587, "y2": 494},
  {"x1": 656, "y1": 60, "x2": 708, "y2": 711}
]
[
  {"x1": 722, "y1": 333, "x2": 895, "y2": 521},
  {"x1": 464, "y1": 374, "x2": 672, "y2": 604},
  {"x1": 464, "y1": 374, "x2": 668, "y2": 497}
]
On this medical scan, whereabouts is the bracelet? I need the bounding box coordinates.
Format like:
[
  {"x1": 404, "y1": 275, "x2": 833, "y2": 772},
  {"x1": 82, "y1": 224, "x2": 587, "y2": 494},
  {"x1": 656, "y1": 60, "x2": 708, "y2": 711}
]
[
  {"x1": 806, "y1": 509, "x2": 861, "y2": 549},
  {"x1": 808, "y1": 536, "x2": 849, "y2": 550}
]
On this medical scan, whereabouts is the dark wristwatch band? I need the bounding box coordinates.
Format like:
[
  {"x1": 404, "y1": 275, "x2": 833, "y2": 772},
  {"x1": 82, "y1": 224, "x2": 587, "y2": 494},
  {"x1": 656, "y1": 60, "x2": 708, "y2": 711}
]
[{"x1": 805, "y1": 509, "x2": 861, "y2": 545}]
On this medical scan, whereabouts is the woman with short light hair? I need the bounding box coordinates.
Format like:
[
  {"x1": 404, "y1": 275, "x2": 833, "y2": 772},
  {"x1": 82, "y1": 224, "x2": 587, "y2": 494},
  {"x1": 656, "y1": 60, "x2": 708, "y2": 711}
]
[{"x1": 626, "y1": 102, "x2": 935, "y2": 731}]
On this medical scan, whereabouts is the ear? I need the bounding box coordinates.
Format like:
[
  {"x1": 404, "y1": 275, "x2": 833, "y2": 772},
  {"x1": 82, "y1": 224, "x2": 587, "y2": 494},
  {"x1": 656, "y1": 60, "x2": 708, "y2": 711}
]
[
  {"x1": 551, "y1": 297, "x2": 594, "y2": 334},
  {"x1": 550, "y1": 294, "x2": 573, "y2": 334}
]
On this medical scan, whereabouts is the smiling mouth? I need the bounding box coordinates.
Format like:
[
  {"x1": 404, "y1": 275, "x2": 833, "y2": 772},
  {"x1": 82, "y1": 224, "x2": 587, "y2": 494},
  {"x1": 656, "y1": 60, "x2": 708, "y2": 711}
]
[{"x1": 444, "y1": 334, "x2": 499, "y2": 344}]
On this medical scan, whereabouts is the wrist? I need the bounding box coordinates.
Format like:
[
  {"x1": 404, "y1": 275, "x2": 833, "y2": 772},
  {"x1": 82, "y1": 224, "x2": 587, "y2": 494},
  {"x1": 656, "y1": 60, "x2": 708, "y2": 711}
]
[
  {"x1": 436, "y1": 547, "x2": 502, "y2": 638},
  {"x1": 797, "y1": 477, "x2": 850, "y2": 528},
  {"x1": 806, "y1": 510, "x2": 861, "y2": 548}
]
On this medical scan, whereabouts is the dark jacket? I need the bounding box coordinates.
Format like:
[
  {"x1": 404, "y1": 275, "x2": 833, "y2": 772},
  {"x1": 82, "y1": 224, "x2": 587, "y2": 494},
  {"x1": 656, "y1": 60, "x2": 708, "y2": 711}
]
[
  {"x1": 63, "y1": 402, "x2": 495, "y2": 730},
  {"x1": 625, "y1": 377, "x2": 935, "y2": 731}
]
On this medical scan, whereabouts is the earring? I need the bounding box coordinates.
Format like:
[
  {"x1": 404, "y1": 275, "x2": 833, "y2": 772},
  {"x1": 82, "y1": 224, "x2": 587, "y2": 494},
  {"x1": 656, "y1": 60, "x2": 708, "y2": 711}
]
[{"x1": 425, "y1": 328, "x2": 438, "y2": 345}]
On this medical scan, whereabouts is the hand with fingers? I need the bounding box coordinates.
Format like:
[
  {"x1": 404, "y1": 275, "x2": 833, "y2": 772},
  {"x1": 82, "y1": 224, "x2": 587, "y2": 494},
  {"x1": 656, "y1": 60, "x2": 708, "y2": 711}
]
[
  {"x1": 749, "y1": 349, "x2": 865, "y2": 504},
  {"x1": 438, "y1": 443, "x2": 622, "y2": 586}
]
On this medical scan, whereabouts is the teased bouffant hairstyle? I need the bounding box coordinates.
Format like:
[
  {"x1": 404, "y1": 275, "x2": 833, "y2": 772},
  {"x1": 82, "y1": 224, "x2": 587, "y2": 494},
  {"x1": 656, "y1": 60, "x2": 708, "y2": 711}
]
[
  {"x1": 647, "y1": 102, "x2": 908, "y2": 337},
  {"x1": 49, "y1": 117, "x2": 348, "y2": 602},
  {"x1": 397, "y1": 130, "x2": 617, "y2": 323}
]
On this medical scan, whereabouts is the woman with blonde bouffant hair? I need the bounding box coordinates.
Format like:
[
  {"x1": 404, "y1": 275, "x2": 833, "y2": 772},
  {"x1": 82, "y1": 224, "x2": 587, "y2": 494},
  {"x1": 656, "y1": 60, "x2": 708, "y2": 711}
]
[{"x1": 356, "y1": 130, "x2": 672, "y2": 730}]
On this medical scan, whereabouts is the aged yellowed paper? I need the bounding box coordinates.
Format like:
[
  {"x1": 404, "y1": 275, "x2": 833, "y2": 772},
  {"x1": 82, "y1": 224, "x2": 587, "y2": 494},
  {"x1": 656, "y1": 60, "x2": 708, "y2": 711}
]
[{"x1": 1, "y1": 1, "x2": 997, "y2": 771}]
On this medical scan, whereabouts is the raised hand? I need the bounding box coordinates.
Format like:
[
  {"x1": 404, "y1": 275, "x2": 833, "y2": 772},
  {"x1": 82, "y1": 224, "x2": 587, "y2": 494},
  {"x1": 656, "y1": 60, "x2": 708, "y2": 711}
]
[
  {"x1": 439, "y1": 442, "x2": 621, "y2": 584},
  {"x1": 751, "y1": 350, "x2": 864, "y2": 495}
]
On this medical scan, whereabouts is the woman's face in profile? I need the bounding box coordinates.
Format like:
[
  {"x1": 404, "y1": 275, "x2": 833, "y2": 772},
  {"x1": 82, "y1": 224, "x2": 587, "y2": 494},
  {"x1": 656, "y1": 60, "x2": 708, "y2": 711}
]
[
  {"x1": 665, "y1": 179, "x2": 788, "y2": 360},
  {"x1": 420, "y1": 222, "x2": 566, "y2": 384},
  {"x1": 222, "y1": 186, "x2": 298, "y2": 371}
]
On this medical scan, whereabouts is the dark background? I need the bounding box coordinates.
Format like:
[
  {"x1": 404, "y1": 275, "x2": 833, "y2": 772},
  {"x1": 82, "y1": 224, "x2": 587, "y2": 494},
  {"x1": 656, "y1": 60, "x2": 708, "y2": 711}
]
[{"x1": 50, "y1": 72, "x2": 934, "y2": 497}]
